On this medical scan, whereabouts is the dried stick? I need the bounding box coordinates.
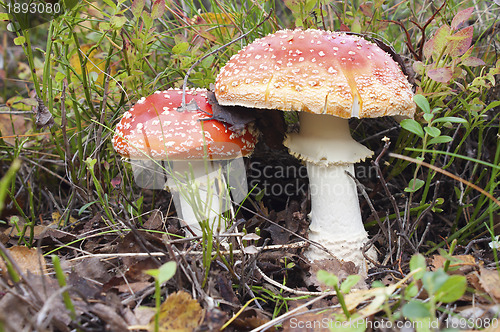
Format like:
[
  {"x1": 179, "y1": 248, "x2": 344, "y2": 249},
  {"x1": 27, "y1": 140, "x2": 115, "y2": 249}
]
[{"x1": 389, "y1": 153, "x2": 500, "y2": 208}]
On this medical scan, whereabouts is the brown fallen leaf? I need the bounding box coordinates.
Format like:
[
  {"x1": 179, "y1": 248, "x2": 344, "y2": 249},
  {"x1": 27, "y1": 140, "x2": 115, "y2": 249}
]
[
  {"x1": 229, "y1": 308, "x2": 274, "y2": 332},
  {"x1": 0, "y1": 113, "x2": 32, "y2": 146},
  {"x1": 0, "y1": 245, "x2": 47, "y2": 278},
  {"x1": 478, "y1": 267, "x2": 500, "y2": 302},
  {"x1": 90, "y1": 303, "x2": 129, "y2": 332},
  {"x1": 306, "y1": 258, "x2": 365, "y2": 290},
  {"x1": 148, "y1": 291, "x2": 204, "y2": 332},
  {"x1": 430, "y1": 254, "x2": 478, "y2": 275}
]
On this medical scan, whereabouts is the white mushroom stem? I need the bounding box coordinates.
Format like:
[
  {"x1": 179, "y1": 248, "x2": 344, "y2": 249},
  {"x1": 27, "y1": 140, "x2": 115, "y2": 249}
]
[
  {"x1": 284, "y1": 112, "x2": 375, "y2": 269},
  {"x1": 167, "y1": 161, "x2": 231, "y2": 236}
]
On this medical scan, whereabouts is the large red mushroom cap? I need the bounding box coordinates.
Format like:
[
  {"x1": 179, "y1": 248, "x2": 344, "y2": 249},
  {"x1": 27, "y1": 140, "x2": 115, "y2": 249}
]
[
  {"x1": 215, "y1": 29, "x2": 415, "y2": 119},
  {"x1": 112, "y1": 88, "x2": 257, "y2": 160}
]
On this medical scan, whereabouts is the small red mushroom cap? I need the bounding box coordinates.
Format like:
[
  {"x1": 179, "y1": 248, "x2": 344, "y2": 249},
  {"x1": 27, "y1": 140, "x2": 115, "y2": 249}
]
[
  {"x1": 112, "y1": 88, "x2": 257, "y2": 160},
  {"x1": 215, "y1": 29, "x2": 415, "y2": 119}
]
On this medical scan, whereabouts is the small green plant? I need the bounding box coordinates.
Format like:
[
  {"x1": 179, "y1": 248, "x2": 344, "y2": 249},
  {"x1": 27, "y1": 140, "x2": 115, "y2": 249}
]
[
  {"x1": 85, "y1": 157, "x2": 115, "y2": 224},
  {"x1": 401, "y1": 94, "x2": 467, "y2": 195},
  {"x1": 402, "y1": 254, "x2": 467, "y2": 330},
  {"x1": 52, "y1": 255, "x2": 77, "y2": 321},
  {"x1": 145, "y1": 261, "x2": 177, "y2": 332},
  {"x1": 0, "y1": 159, "x2": 21, "y2": 217},
  {"x1": 317, "y1": 270, "x2": 365, "y2": 331}
]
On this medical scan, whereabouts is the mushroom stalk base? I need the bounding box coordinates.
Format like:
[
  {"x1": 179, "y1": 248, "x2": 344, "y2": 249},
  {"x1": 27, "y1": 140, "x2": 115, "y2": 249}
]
[
  {"x1": 284, "y1": 113, "x2": 375, "y2": 272},
  {"x1": 304, "y1": 162, "x2": 372, "y2": 267}
]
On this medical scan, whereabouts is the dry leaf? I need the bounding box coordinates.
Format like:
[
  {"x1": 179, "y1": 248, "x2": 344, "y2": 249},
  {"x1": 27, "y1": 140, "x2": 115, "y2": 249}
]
[
  {"x1": 0, "y1": 245, "x2": 47, "y2": 278},
  {"x1": 306, "y1": 258, "x2": 364, "y2": 290},
  {"x1": 69, "y1": 44, "x2": 115, "y2": 84},
  {"x1": 34, "y1": 96, "x2": 54, "y2": 129},
  {"x1": 478, "y1": 267, "x2": 500, "y2": 301},
  {"x1": 148, "y1": 291, "x2": 204, "y2": 332},
  {"x1": 430, "y1": 254, "x2": 477, "y2": 275},
  {"x1": 230, "y1": 308, "x2": 273, "y2": 331},
  {"x1": 90, "y1": 303, "x2": 129, "y2": 332},
  {"x1": 0, "y1": 113, "x2": 32, "y2": 145}
]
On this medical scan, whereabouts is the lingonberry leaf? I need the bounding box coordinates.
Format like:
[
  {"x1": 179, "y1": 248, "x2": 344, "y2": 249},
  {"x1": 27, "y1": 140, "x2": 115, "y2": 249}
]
[
  {"x1": 427, "y1": 67, "x2": 453, "y2": 83},
  {"x1": 447, "y1": 26, "x2": 474, "y2": 57},
  {"x1": 451, "y1": 7, "x2": 474, "y2": 31},
  {"x1": 461, "y1": 56, "x2": 485, "y2": 67},
  {"x1": 423, "y1": 25, "x2": 451, "y2": 60},
  {"x1": 401, "y1": 119, "x2": 424, "y2": 138}
]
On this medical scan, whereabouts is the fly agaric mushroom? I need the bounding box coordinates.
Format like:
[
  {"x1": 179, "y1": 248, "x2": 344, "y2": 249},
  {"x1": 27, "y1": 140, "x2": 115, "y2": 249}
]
[
  {"x1": 112, "y1": 88, "x2": 257, "y2": 235},
  {"x1": 215, "y1": 29, "x2": 415, "y2": 271}
]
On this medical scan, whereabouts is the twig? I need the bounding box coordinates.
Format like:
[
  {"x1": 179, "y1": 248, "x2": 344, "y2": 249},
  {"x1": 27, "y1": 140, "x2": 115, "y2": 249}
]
[
  {"x1": 67, "y1": 241, "x2": 309, "y2": 262},
  {"x1": 389, "y1": 153, "x2": 500, "y2": 208},
  {"x1": 255, "y1": 265, "x2": 336, "y2": 296},
  {"x1": 20, "y1": 156, "x2": 73, "y2": 187},
  {"x1": 463, "y1": 237, "x2": 495, "y2": 254},
  {"x1": 0, "y1": 110, "x2": 33, "y2": 114},
  {"x1": 345, "y1": 170, "x2": 387, "y2": 240},
  {"x1": 372, "y1": 141, "x2": 404, "y2": 232},
  {"x1": 236, "y1": 203, "x2": 337, "y2": 258}
]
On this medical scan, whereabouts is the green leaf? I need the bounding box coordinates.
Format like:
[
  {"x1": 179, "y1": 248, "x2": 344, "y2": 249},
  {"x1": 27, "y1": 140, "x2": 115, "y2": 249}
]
[
  {"x1": 146, "y1": 261, "x2": 176, "y2": 284},
  {"x1": 14, "y1": 36, "x2": 25, "y2": 46},
  {"x1": 157, "y1": 261, "x2": 176, "y2": 284},
  {"x1": 402, "y1": 300, "x2": 431, "y2": 319},
  {"x1": 102, "y1": 0, "x2": 117, "y2": 11},
  {"x1": 110, "y1": 15, "x2": 127, "y2": 29},
  {"x1": 0, "y1": 13, "x2": 10, "y2": 21},
  {"x1": 55, "y1": 72, "x2": 66, "y2": 83},
  {"x1": 422, "y1": 269, "x2": 449, "y2": 295},
  {"x1": 423, "y1": 113, "x2": 434, "y2": 123},
  {"x1": 409, "y1": 254, "x2": 426, "y2": 280},
  {"x1": 78, "y1": 201, "x2": 98, "y2": 215},
  {"x1": 351, "y1": 17, "x2": 362, "y2": 33},
  {"x1": 428, "y1": 136, "x2": 453, "y2": 145},
  {"x1": 283, "y1": 0, "x2": 302, "y2": 13},
  {"x1": 405, "y1": 281, "x2": 419, "y2": 299},
  {"x1": 424, "y1": 126, "x2": 441, "y2": 138},
  {"x1": 172, "y1": 42, "x2": 190, "y2": 55},
  {"x1": 401, "y1": 119, "x2": 424, "y2": 138},
  {"x1": 340, "y1": 275, "x2": 361, "y2": 293},
  {"x1": 435, "y1": 275, "x2": 467, "y2": 303},
  {"x1": 413, "y1": 94, "x2": 431, "y2": 113},
  {"x1": 304, "y1": 0, "x2": 316, "y2": 12},
  {"x1": 484, "y1": 101, "x2": 500, "y2": 112},
  {"x1": 404, "y1": 178, "x2": 425, "y2": 193},
  {"x1": 432, "y1": 117, "x2": 468, "y2": 124},
  {"x1": 131, "y1": 0, "x2": 145, "y2": 17},
  {"x1": 316, "y1": 270, "x2": 338, "y2": 287},
  {"x1": 99, "y1": 22, "x2": 111, "y2": 31},
  {"x1": 151, "y1": 0, "x2": 165, "y2": 20}
]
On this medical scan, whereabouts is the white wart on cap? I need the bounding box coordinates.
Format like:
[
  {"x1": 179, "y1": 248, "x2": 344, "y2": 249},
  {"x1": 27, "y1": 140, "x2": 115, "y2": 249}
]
[{"x1": 215, "y1": 28, "x2": 415, "y2": 119}]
